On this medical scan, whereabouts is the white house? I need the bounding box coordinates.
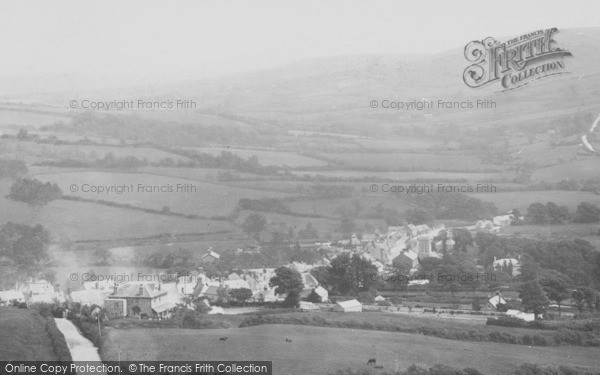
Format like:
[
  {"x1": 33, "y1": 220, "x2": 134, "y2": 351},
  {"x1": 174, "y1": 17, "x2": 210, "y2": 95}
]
[
  {"x1": 69, "y1": 289, "x2": 105, "y2": 306},
  {"x1": 314, "y1": 286, "x2": 329, "y2": 302},
  {"x1": 505, "y1": 309, "x2": 535, "y2": 322},
  {"x1": 333, "y1": 299, "x2": 362, "y2": 312},
  {"x1": 0, "y1": 290, "x2": 25, "y2": 305},
  {"x1": 493, "y1": 215, "x2": 512, "y2": 227}
]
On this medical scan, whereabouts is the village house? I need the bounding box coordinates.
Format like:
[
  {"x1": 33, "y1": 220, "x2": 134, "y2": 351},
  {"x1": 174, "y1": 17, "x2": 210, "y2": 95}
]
[
  {"x1": 392, "y1": 249, "x2": 419, "y2": 270},
  {"x1": 69, "y1": 289, "x2": 105, "y2": 306},
  {"x1": 333, "y1": 299, "x2": 362, "y2": 312},
  {"x1": 0, "y1": 290, "x2": 25, "y2": 306},
  {"x1": 105, "y1": 281, "x2": 172, "y2": 319},
  {"x1": 17, "y1": 279, "x2": 65, "y2": 304},
  {"x1": 493, "y1": 214, "x2": 513, "y2": 227}
]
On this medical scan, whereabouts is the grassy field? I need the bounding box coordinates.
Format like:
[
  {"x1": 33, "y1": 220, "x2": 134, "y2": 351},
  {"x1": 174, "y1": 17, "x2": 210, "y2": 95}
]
[
  {"x1": 32, "y1": 171, "x2": 293, "y2": 216},
  {"x1": 468, "y1": 190, "x2": 600, "y2": 212},
  {"x1": 0, "y1": 307, "x2": 61, "y2": 360},
  {"x1": 0, "y1": 109, "x2": 68, "y2": 128},
  {"x1": 314, "y1": 152, "x2": 501, "y2": 172},
  {"x1": 0, "y1": 140, "x2": 190, "y2": 163},
  {"x1": 502, "y1": 223, "x2": 600, "y2": 237},
  {"x1": 289, "y1": 170, "x2": 510, "y2": 181},
  {"x1": 533, "y1": 157, "x2": 600, "y2": 182},
  {"x1": 0, "y1": 184, "x2": 233, "y2": 242},
  {"x1": 191, "y1": 147, "x2": 329, "y2": 168},
  {"x1": 101, "y1": 324, "x2": 600, "y2": 375}
]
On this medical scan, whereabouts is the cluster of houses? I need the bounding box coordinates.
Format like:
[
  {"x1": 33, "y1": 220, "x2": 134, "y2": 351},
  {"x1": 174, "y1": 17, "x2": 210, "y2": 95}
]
[
  {"x1": 0, "y1": 256, "x2": 334, "y2": 320},
  {"x1": 0, "y1": 214, "x2": 529, "y2": 320}
]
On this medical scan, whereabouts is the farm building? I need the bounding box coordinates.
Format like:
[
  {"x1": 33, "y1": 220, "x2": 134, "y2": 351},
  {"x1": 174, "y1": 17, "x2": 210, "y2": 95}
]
[
  {"x1": 333, "y1": 299, "x2": 362, "y2": 312},
  {"x1": 200, "y1": 250, "x2": 220, "y2": 264},
  {"x1": 299, "y1": 301, "x2": 320, "y2": 311},
  {"x1": 314, "y1": 286, "x2": 329, "y2": 302},
  {"x1": 505, "y1": 309, "x2": 535, "y2": 322},
  {"x1": 488, "y1": 294, "x2": 506, "y2": 310}
]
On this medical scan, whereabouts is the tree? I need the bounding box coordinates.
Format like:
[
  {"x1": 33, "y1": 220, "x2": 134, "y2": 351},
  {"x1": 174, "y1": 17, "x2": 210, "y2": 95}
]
[
  {"x1": 452, "y1": 228, "x2": 473, "y2": 254},
  {"x1": 573, "y1": 202, "x2": 600, "y2": 223},
  {"x1": 433, "y1": 230, "x2": 449, "y2": 253},
  {"x1": 305, "y1": 289, "x2": 322, "y2": 303},
  {"x1": 242, "y1": 213, "x2": 267, "y2": 240},
  {"x1": 404, "y1": 208, "x2": 432, "y2": 225},
  {"x1": 269, "y1": 266, "x2": 303, "y2": 307},
  {"x1": 297, "y1": 222, "x2": 318, "y2": 239},
  {"x1": 572, "y1": 287, "x2": 598, "y2": 313},
  {"x1": 538, "y1": 270, "x2": 572, "y2": 316},
  {"x1": 0, "y1": 222, "x2": 50, "y2": 286},
  {"x1": 545, "y1": 202, "x2": 570, "y2": 224},
  {"x1": 339, "y1": 217, "x2": 355, "y2": 234},
  {"x1": 472, "y1": 296, "x2": 482, "y2": 311},
  {"x1": 519, "y1": 280, "x2": 550, "y2": 319},
  {"x1": 93, "y1": 247, "x2": 112, "y2": 265},
  {"x1": 526, "y1": 202, "x2": 548, "y2": 224},
  {"x1": 329, "y1": 253, "x2": 378, "y2": 294},
  {"x1": 16, "y1": 128, "x2": 28, "y2": 140},
  {"x1": 228, "y1": 288, "x2": 252, "y2": 304},
  {"x1": 8, "y1": 178, "x2": 62, "y2": 205}
]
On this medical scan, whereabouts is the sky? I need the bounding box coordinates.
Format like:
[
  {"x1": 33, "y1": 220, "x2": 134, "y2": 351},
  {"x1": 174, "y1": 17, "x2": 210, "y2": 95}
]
[{"x1": 1, "y1": 0, "x2": 599, "y2": 93}]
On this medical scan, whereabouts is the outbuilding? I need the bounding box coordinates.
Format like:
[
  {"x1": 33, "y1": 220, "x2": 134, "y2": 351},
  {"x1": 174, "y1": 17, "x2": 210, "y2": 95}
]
[{"x1": 333, "y1": 299, "x2": 362, "y2": 312}]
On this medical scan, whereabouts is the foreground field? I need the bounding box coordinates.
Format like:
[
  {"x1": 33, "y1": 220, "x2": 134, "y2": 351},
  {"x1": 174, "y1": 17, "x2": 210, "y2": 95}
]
[{"x1": 101, "y1": 324, "x2": 600, "y2": 375}]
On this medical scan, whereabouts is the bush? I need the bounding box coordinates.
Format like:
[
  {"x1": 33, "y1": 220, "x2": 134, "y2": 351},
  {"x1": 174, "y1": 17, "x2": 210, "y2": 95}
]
[{"x1": 44, "y1": 317, "x2": 72, "y2": 362}]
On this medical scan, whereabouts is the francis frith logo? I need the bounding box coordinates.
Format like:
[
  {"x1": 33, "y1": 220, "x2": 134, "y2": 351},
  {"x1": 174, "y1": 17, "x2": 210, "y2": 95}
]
[{"x1": 463, "y1": 28, "x2": 572, "y2": 91}]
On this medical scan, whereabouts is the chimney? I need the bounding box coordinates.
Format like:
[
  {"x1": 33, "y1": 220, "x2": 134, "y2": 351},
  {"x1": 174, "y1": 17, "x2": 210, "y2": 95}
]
[
  {"x1": 112, "y1": 284, "x2": 117, "y2": 295},
  {"x1": 158, "y1": 283, "x2": 161, "y2": 291},
  {"x1": 137, "y1": 285, "x2": 144, "y2": 296}
]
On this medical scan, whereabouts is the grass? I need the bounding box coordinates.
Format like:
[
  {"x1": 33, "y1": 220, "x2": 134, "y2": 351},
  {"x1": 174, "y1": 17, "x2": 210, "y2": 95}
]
[
  {"x1": 0, "y1": 184, "x2": 233, "y2": 242},
  {"x1": 0, "y1": 307, "x2": 65, "y2": 360},
  {"x1": 100, "y1": 324, "x2": 600, "y2": 375},
  {"x1": 502, "y1": 223, "x2": 600, "y2": 237},
  {"x1": 468, "y1": 190, "x2": 600, "y2": 212},
  {"x1": 24, "y1": 142, "x2": 190, "y2": 162},
  {"x1": 315, "y1": 152, "x2": 500, "y2": 172},
  {"x1": 0, "y1": 109, "x2": 68, "y2": 128},
  {"x1": 32, "y1": 170, "x2": 293, "y2": 216},
  {"x1": 191, "y1": 147, "x2": 329, "y2": 168},
  {"x1": 288, "y1": 170, "x2": 509, "y2": 182},
  {"x1": 533, "y1": 158, "x2": 600, "y2": 182}
]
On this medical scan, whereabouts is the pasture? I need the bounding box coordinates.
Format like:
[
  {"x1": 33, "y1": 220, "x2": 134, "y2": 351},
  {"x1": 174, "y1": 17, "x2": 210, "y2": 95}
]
[
  {"x1": 0, "y1": 186, "x2": 233, "y2": 242},
  {"x1": 468, "y1": 190, "x2": 600, "y2": 212},
  {"x1": 314, "y1": 152, "x2": 501, "y2": 172},
  {"x1": 532, "y1": 157, "x2": 600, "y2": 182},
  {"x1": 190, "y1": 147, "x2": 328, "y2": 168},
  {"x1": 289, "y1": 170, "x2": 509, "y2": 181},
  {"x1": 100, "y1": 324, "x2": 600, "y2": 375},
  {"x1": 32, "y1": 171, "x2": 293, "y2": 216},
  {"x1": 0, "y1": 108, "x2": 68, "y2": 128},
  {"x1": 0, "y1": 140, "x2": 190, "y2": 163}
]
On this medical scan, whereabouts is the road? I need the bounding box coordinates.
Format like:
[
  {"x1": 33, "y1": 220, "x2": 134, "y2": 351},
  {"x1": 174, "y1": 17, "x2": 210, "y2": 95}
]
[{"x1": 54, "y1": 318, "x2": 105, "y2": 375}]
